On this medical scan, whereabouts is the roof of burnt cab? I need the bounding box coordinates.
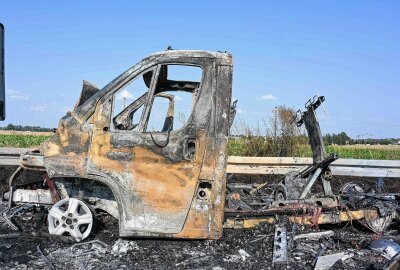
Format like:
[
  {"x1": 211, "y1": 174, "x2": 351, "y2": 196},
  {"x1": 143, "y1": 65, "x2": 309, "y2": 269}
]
[
  {"x1": 143, "y1": 50, "x2": 233, "y2": 66},
  {"x1": 72, "y1": 49, "x2": 232, "y2": 120}
]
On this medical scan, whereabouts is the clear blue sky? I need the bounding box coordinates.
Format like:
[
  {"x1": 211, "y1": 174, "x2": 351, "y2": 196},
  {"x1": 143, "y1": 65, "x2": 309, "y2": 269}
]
[{"x1": 1, "y1": 1, "x2": 399, "y2": 138}]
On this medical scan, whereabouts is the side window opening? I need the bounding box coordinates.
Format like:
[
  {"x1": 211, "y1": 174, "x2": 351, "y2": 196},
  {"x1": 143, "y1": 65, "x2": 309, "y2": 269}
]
[
  {"x1": 112, "y1": 69, "x2": 154, "y2": 130},
  {"x1": 145, "y1": 65, "x2": 202, "y2": 132}
]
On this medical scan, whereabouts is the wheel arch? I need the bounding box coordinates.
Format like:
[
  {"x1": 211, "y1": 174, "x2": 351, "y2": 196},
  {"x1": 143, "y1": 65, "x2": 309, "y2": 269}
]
[{"x1": 52, "y1": 173, "x2": 124, "y2": 233}]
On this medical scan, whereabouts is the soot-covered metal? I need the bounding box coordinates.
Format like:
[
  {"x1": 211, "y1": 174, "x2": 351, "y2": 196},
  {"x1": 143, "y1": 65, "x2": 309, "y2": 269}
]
[{"x1": 8, "y1": 50, "x2": 234, "y2": 239}]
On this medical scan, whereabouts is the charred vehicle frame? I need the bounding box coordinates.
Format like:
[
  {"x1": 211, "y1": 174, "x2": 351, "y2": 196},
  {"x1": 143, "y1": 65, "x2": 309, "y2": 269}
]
[{"x1": 2, "y1": 50, "x2": 399, "y2": 242}]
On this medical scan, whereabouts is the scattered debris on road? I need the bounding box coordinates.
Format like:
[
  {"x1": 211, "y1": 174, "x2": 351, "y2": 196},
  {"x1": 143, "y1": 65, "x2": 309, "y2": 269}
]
[
  {"x1": 111, "y1": 239, "x2": 139, "y2": 258},
  {"x1": 1, "y1": 193, "x2": 400, "y2": 269},
  {"x1": 369, "y1": 239, "x2": 400, "y2": 260},
  {"x1": 272, "y1": 224, "x2": 288, "y2": 264},
  {"x1": 238, "y1": 249, "x2": 251, "y2": 262},
  {"x1": 314, "y1": 251, "x2": 354, "y2": 270},
  {"x1": 294, "y1": 230, "x2": 334, "y2": 241}
]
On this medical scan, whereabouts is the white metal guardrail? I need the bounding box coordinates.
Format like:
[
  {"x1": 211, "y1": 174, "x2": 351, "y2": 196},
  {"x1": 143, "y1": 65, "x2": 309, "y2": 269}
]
[
  {"x1": 0, "y1": 148, "x2": 31, "y2": 166},
  {"x1": 0, "y1": 148, "x2": 399, "y2": 178},
  {"x1": 227, "y1": 156, "x2": 400, "y2": 177}
]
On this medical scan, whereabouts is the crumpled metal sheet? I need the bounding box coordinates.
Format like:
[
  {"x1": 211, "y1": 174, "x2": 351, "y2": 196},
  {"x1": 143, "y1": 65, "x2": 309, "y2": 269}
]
[{"x1": 369, "y1": 239, "x2": 400, "y2": 260}]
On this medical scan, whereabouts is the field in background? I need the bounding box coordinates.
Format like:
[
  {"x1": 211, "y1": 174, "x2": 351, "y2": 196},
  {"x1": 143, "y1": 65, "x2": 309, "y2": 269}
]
[
  {"x1": 0, "y1": 130, "x2": 54, "y2": 136},
  {"x1": 1, "y1": 132, "x2": 400, "y2": 160},
  {"x1": 229, "y1": 137, "x2": 400, "y2": 160},
  {"x1": 0, "y1": 133, "x2": 50, "y2": 148},
  {"x1": 293, "y1": 144, "x2": 400, "y2": 160}
]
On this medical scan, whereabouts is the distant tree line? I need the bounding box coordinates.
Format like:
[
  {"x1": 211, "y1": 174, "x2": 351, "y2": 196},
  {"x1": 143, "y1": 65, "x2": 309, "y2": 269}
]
[
  {"x1": 0, "y1": 124, "x2": 53, "y2": 132},
  {"x1": 323, "y1": 132, "x2": 351, "y2": 145},
  {"x1": 323, "y1": 132, "x2": 399, "y2": 145}
]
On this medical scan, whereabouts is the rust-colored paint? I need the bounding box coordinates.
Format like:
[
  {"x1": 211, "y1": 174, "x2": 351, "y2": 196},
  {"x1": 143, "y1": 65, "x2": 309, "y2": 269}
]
[
  {"x1": 88, "y1": 124, "x2": 212, "y2": 237},
  {"x1": 41, "y1": 119, "x2": 91, "y2": 178},
  {"x1": 223, "y1": 209, "x2": 381, "y2": 229},
  {"x1": 29, "y1": 50, "x2": 233, "y2": 239},
  {"x1": 223, "y1": 217, "x2": 276, "y2": 229},
  {"x1": 44, "y1": 142, "x2": 62, "y2": 157}
]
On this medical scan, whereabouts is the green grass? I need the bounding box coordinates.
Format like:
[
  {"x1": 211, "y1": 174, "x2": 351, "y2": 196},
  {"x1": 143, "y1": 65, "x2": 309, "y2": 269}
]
[
  {"x1": 229, "y1": 137, "x2": 400, "y2": 160},
  {"x1": 292, "y1": 145, "x2": 400, "y2": 160},
  {"x1": 0, "y1": 134, "x2": 50, "y2": 148}
]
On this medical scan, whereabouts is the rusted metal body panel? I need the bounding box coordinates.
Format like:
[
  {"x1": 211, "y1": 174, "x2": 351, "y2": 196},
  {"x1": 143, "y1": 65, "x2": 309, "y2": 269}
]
[{"x1": 37, "y1": 50, "x2": 233, "y2": 239}]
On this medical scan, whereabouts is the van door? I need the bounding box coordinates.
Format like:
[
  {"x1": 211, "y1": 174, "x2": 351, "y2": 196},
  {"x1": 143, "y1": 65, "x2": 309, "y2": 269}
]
[{"x1": 88, "y1": 62, "x2": 213, "y2": 236}]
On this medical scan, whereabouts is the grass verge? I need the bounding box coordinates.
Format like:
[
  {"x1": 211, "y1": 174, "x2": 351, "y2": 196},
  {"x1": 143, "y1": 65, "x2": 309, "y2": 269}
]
[
  {"x1": 229, "y1": 138, "x2": 400, "y2": 160},
  {"x1": 0, "y1": 134, "x2": 50, "y2": 148}
]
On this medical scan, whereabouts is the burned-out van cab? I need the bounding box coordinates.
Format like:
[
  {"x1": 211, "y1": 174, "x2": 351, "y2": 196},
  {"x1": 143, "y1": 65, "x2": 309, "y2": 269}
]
[{"x1": 11, "y1": 50, "x2": 233, "y2": 240}]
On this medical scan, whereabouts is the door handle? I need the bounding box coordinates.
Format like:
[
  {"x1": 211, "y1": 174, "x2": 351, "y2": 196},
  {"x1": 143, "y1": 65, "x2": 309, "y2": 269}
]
[{"x1": 185, "y1": 138, "x2": 197, "y2": 160}]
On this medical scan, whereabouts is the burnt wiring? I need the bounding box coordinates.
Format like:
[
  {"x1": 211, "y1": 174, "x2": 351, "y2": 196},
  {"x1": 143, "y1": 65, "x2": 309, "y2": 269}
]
[{"x1": 150, "y1": 128, "x2": 171, "y2": 148}]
